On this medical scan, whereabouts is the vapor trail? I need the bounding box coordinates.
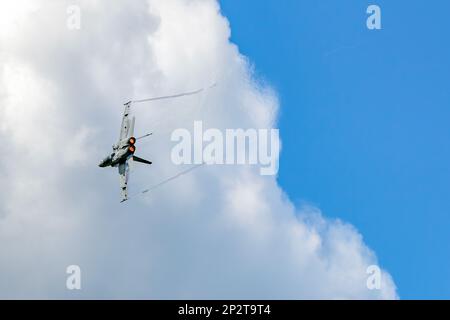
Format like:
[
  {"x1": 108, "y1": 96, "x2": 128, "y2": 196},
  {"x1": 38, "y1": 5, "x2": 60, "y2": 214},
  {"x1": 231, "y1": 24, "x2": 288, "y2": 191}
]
[
  {"x1": 128, "y1": 83, "x2": 216, "y2": 104},
  {"x1": 128, "y1": 164, "x2": 205, "y2": 200}
]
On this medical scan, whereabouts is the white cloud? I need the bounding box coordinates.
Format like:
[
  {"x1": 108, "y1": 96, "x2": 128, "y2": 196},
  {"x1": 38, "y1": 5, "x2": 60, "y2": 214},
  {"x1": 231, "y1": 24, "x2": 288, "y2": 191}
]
[{"x1": 0, "y1": 0, "x2": 397, "y2": 299}]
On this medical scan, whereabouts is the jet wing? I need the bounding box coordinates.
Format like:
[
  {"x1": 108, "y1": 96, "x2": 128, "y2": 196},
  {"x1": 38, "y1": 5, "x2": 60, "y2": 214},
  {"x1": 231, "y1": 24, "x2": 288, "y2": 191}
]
[
  {"x1": 118, "y1": 161, "x2": 129, "y2": 202},
  {"x1": 119, "y1": 103, "x2": 135, "y2": 141}
]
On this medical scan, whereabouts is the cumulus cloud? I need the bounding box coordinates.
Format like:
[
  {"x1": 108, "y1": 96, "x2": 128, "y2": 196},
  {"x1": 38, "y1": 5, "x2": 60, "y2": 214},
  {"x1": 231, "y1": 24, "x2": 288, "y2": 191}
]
[{"x1": 0, "y1": 0, "x2": 397, "y2": 299}]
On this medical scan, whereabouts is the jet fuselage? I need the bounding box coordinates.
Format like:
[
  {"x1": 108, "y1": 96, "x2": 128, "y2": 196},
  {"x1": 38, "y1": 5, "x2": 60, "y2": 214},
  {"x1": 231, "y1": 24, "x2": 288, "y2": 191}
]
[{"x1": 99, "y1": 137, "x2": 136, "y2": 168}]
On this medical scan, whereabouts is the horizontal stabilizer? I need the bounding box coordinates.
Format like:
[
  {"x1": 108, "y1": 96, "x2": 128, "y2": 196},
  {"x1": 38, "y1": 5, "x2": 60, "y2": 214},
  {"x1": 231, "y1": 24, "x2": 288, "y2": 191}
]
[
  {"x1": 136, "y1": 133, "x2": 153, "y2": 141},
  {"x1": 133, "y1": 156, "x2": 152, "y2": 165}
]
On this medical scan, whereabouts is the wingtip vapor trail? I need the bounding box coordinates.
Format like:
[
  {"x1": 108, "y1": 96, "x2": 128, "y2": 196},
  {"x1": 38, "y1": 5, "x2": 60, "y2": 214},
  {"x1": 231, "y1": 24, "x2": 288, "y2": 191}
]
[
  {"x1": 123, "y1": 164, "x2": 205, "y2": 203},
  {"x1": 125, "y1": 83, "x2": 217, "y2": 105}
]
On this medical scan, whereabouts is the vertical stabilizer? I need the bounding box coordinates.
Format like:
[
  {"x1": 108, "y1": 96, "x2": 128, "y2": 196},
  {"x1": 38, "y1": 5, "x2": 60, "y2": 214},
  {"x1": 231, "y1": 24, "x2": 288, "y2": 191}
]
[{"x1": 128, "y1": 116, "x2": 135, "y2": 138}]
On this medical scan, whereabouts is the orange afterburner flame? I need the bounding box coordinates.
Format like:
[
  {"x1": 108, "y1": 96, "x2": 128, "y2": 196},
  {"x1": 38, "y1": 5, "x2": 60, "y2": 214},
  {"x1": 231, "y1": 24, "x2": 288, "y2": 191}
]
[
  {"x1": 129, "y1": 137, "x2": 136, "y2": 145},
  {"x1": 129, "y1": 145, "x2": 136, "y2": 153}
]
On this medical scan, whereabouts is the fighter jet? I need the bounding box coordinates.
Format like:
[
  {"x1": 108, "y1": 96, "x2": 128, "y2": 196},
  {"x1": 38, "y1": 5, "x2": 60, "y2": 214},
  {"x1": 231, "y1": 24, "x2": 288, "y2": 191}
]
[
  {"x1": 98, "y1": 85, "x2": 215, "y2": 202},
  {"x1": 99, "y1": 101, "x2": 152, "y2": 202}
]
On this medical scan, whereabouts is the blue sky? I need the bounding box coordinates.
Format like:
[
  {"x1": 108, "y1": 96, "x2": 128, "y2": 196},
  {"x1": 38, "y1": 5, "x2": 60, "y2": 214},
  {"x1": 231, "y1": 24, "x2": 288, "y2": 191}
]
[{"x1": 220, "y1": 0, "x2": 450, "y2": 299}]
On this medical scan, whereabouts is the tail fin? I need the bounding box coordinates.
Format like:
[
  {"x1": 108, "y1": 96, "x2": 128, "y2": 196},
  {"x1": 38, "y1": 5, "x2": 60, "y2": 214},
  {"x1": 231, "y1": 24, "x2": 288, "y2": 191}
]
[
  {"x1": 128, "y1": 116, "x2": 136, "y2": 138},
  {"x1": 133, "y1": 156, "x2": 152, "y2": 165},
  {"x1": 136, "y1": 133, "x2": 152, "y2": 141}
]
